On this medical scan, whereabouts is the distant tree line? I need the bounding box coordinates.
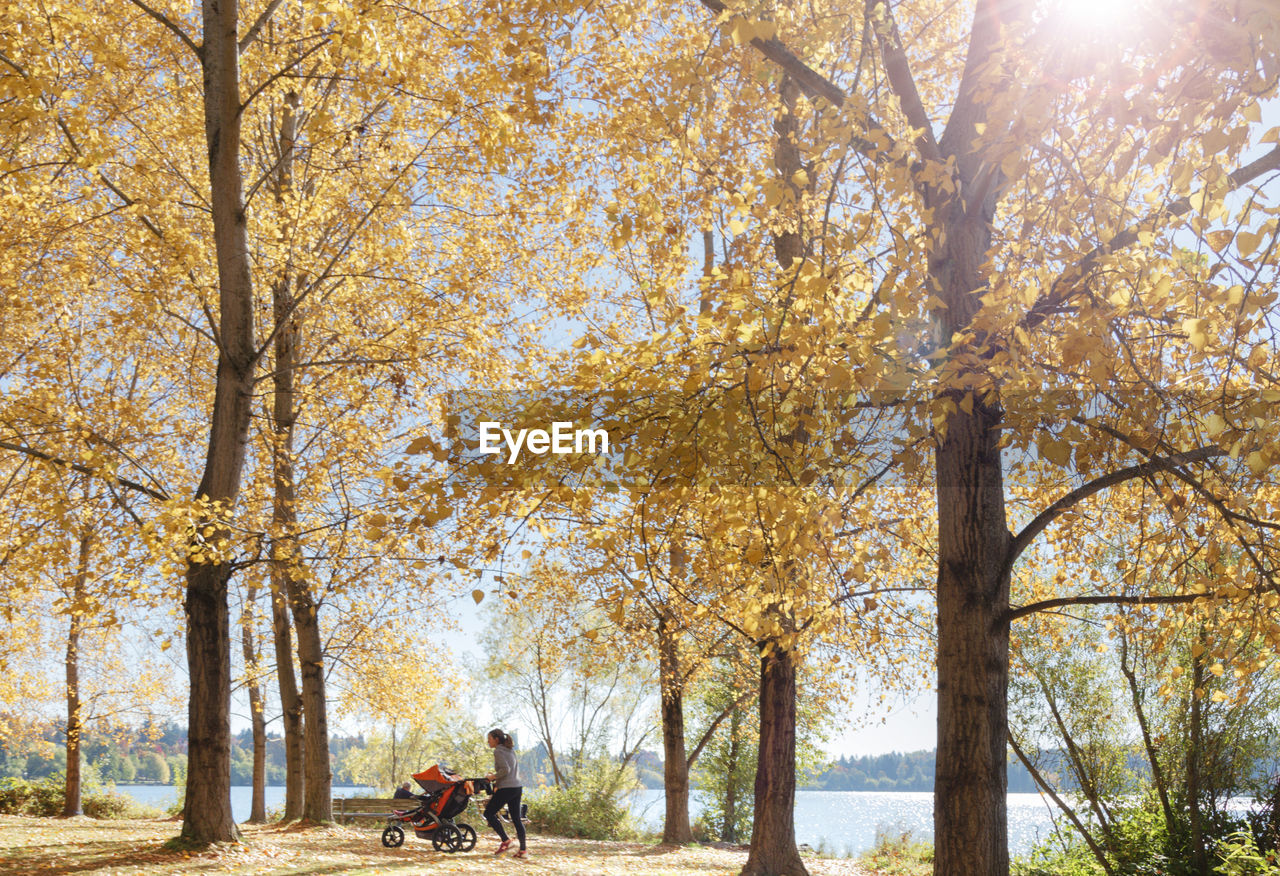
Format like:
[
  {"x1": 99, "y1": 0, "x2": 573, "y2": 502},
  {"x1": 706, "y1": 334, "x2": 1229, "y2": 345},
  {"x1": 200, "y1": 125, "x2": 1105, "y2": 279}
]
[
  {"x1": 807, "y1": 750, "x2": 1038, "y2": 794},
  {"x1": 1, "y1": 721, "x2": 369, "y2": 787}
]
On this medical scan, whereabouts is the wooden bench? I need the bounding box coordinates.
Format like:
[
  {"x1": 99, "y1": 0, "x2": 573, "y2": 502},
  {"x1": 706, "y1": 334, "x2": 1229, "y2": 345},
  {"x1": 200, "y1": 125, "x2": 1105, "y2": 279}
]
[
  {"x1": 332, "y1": 797, "x2": 405, "y2": 824},
  {"x1": 333, "y1": 794, "x2": 527, "y2": 828}
]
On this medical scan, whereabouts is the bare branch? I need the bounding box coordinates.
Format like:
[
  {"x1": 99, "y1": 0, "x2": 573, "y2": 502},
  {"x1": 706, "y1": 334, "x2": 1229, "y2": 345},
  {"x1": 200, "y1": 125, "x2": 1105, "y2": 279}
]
[
  {"x1": 1009, "y1": 591, "x2": 1210, "y2": 622},
  {"x1": 687, "y1": 687, "x2": 755, "y2": 768},
  {"x1": 125, "y1": 0, "x2": 202, "y2": 58},
  {"x1": 866, "y1": 0, "x2": 940, "y2": 164},
  {"x1": 0, "y1": 440, "x2": 171, "y2": 501},
  {"x1": 239, "y1": 0, "x2": 288, "y2": 52},
  {"x1": 1006, "y1": 445, "x2": 1225, "y2": 573}
]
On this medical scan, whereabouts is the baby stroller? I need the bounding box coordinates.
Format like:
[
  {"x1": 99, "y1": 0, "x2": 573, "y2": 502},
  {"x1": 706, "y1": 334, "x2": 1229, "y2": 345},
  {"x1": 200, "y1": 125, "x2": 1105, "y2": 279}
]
[{"x1": 381, "y1": 764, "x2": 493, "y2": 852}]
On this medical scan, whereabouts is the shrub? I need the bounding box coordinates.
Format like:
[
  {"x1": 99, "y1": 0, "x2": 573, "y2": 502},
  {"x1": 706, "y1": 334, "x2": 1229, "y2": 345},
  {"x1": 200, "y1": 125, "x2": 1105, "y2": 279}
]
[
  {"x1": 0, "y1": 774, "x2": 161, "y2": 819},
  {"x1": 858, "y1": 826, "x2": 934, "y2": 876},
  {"x1": 525, "y1": 762, "x2": 641, "y2": 841},
  {"x1": 1216, "y1": 830, "x2": 1280, "y2": 876},
  {"x1": 0, "y1": 777, "x2": 65, "y2": 816}
]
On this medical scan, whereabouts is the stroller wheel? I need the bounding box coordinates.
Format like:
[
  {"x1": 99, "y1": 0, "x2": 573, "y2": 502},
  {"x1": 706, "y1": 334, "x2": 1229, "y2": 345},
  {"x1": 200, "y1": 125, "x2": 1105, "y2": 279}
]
[
  {"x1": 381, "y1": 825, "x2": 405, "y2": 848},
  {"x1": 454, "y1": 823, "x2": 477, "y2": 852},
  {"x1": 432, "y1": 824, "x2": 461, "y2": 852}
]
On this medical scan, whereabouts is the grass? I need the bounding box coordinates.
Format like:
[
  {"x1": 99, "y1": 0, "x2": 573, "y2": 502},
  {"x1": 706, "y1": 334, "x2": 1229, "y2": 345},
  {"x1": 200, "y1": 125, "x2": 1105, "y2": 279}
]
[
  {"x1": 857, "y1": 827, "x2": 934, "y2": 876},
  {"x1": 0, "y1": 814, "x2": 889, "y2": 875}
]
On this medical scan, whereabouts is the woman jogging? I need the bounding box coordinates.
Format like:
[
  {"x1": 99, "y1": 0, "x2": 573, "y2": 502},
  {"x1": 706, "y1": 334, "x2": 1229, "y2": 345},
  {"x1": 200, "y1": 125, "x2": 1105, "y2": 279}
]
[{"x1": 484, "y1": 728, "x2": 527, "y2": 857}]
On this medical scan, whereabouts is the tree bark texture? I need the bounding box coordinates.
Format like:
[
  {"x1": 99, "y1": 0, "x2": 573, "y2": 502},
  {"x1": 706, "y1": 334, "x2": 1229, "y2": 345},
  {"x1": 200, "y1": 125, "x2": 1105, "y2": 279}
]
[
  {"x1": 271, "y1": 584, "x2": 305, "y2": 820},
  {"x1": 182, "y1": 0, "x2": 256, "y2": 845},
  {"x1": 738, "y1": 70, "x2": 810, "y2": 876},
  {"x1": 741, "y1": 646, "x2": 807, "y2": 876},
  {"x1": 271, "y1": 242, "x2": 333, "y2": 824},
  {"x1": 722, "y1": 706, "x2": 741, "y2": 842},
  {"x1": 62, "y1": 530, "x2": 91, "y2": 818},
  {"x1": 658, "y1": 618, "x2": 694, "y2": 844},
  {"x1": 929, "y1": 4, "x2": 1014, "y2": 860},
  {"x1": 932, "y1": 403, "x2": 1011, "y2": 876},
  {"x1": 239, "y1": 582, "x2": 267, "y2": 824}
]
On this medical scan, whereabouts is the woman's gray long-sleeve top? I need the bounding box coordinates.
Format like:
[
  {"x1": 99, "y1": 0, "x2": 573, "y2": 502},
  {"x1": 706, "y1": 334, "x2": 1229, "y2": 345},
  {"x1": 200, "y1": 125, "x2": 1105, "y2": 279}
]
[{"x1": 493, "y1": 745, "x2": 521, "y2": 790}]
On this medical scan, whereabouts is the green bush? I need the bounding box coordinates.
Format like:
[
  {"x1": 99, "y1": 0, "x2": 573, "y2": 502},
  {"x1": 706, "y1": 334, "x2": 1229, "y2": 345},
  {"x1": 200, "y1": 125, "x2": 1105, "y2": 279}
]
[
  {"x1": 0, "y1": 777, "x2": 65, "y2": 816},
  {"x1": 1012, "y1": 798, "x2": 1267, "y2": 876},
  {"x1": 0, "y1": 774, "x2": 161, "y2": 819},
  {"x1": 83, "y1": 788, "x2": 156, "y2": 819},
  {"x1": 1216, "y1": 830, "x2": 1280, "y2": 876},
  {"x1": 527, "y1": 783, "x2": 639, "y2": 840},
  {"x1": 525, "y1": 762, "x2": 641, "y2": 841}
]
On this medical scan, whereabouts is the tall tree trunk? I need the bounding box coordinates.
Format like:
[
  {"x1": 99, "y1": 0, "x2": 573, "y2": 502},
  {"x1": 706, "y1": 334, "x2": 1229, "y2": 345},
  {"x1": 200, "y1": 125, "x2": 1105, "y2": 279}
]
[
  {"x1": 62, "y1": 530, "x2": 91, "y2": 818},
  {"x1": 741, "y1": 645, "x2": 806, "y2": 876},
  {"x1": 1188, "y1": 645, "x2": 1208, "y2": 875},
  {"x1": 293, "y1": 592, "x2": 331, "y2": 822},
  {"x1": 268, "y1": 160, "x2": 333, "y2": 822},
  {"x1": 722, "y1": 706, "x2": 741, "y2": 843},
  {"x1": 266, "y1": 90, "x2": 331, "y2": 823},
  {"x1": 932, "y1": 402, "x2": 1011, "y2": 876},
  {"x1": 738, "y1": 69, "x2": 810, "y2": 876},
  {"x1": 658, "y1": 616, "x2": 693, "y2": 844},
  {"x1": 182, "y1": 0, "x2": 255, "y2": 844},
  {"x1": 274, "y1": 290, "x2": 334, "y2": 824},
  {"x1": 930, "y1": 20, "x2": 1011, "y2": 858},
  {"x1": 271, "y1": 584, "x2": 305, "y2": 820},
  {"x1": 266, "y1": 122, "x2": 304, "y2": 819},
  {"x1": 239, "y1": 582, "x2": 267, "y2": 824}
]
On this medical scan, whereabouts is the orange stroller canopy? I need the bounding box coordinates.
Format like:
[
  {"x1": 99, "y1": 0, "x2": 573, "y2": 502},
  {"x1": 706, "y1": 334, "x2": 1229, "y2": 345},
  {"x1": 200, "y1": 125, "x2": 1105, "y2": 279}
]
[{"x1": 413, "y1": 764, "x2": 462, "y2": 788}]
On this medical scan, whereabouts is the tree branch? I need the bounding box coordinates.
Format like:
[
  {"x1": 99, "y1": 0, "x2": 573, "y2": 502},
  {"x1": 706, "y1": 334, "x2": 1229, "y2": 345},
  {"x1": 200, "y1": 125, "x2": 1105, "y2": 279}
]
[
  {"x1": 1006, "y1": 445, "x2": 1225, "y2": 572},
  {"x1": 687, "y1": 687, "x2": 755, "y2": 768},
  {"x1": 1008, "y1": 591, "x2": 1207, "y2": 623},
  {"x1": 239, "y1": 0, "x2": 288, "y2": 52},
  {"x1": 698, "y1": 0, "x2": 845, "y2": 106},
  {"x1": 125, "y1": 0, "x2": 202, "y2": 58},
  {"x1": 866, "y1": 0, "x2": 940, "y2": 163},
  {"x1": 1008, "y1": 731, "x2": 1116, "y2": 876},
  {"x1": 0, "y1": 440, "x2": 171, "y2": 501},
  {"x1": 1024, "y1": 144, "x2": 1280, "y2": 331},
  {"x1": 696, "y1": 0, "x2": 901, "y2": 165}
]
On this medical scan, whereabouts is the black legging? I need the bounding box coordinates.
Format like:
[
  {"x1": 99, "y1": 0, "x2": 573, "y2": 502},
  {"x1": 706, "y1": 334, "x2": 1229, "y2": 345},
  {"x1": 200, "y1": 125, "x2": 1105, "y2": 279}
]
[{"x1": 484, "y1": 786, "x2": 526, "y2": 849}]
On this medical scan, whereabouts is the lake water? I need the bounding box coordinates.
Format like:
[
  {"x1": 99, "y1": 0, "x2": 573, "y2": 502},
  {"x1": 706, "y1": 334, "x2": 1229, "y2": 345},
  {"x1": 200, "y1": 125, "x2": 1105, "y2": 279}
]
[
  {"x1": 627, "y1": 788, "x2": 1062, "y2": 857},
  {"x1": 114, "y1": 784, "x2": 1061, "y2": 857}
]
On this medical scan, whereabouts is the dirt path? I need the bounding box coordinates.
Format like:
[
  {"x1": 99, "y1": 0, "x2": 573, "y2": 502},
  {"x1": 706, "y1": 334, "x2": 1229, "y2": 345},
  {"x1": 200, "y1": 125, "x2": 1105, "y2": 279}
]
[{"x1": 0, "y1": 815, "x2": 874, "y2": 875}]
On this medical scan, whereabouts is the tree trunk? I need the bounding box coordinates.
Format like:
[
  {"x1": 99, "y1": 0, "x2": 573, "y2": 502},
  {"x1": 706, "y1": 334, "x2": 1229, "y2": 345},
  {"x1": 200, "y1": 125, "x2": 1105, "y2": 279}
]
[
  {"x1": 722, "y1": 706, "x2": 741, "y2": 843},
  {"x1": 239, "y1": 582, "x2": 267, "y2": 824},
  {"x1": 182, "y1": 0, "x2": 255, "y2": 844},
  {"x1": 183, "y1": 562, "x2": 241, "y2": 842},
  {"x1": 932, "y1": 401, "x2": 1011, "y2": 876},
  {"x1": 1188, "y1": 646, "x2": 1208, "y2": 875},
  {"x1": 267, "y1": 89, "x2": 332, "y2": 825},
  {"x1": 658, "y1": 617, "x2": 693, "y2": 844},
  {"x1": 741, "y1": 645, "x2": 806, "y2": 876},
  {"x1": 1120, "y1": 631, "x2": 1176, "y2": 836},
  {"x1": 62, "y1": 530, "x2": 91, "y2": 818},
  {"x1": 293, "y1": 595, "x2": 331, "y2": 822},
  {"x1": 273, "y1": 278, "x2": 333, "y2": 823},
  {"x1": 271, "y1": 583, "x2": 305, "y2": 820}
]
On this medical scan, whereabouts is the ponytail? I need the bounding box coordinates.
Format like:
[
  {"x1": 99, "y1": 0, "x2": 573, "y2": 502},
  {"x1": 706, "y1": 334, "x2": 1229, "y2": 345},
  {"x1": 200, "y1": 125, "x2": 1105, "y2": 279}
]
[{"x1": 489, "y1": 728, "x2": 514, "y2": 748}]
